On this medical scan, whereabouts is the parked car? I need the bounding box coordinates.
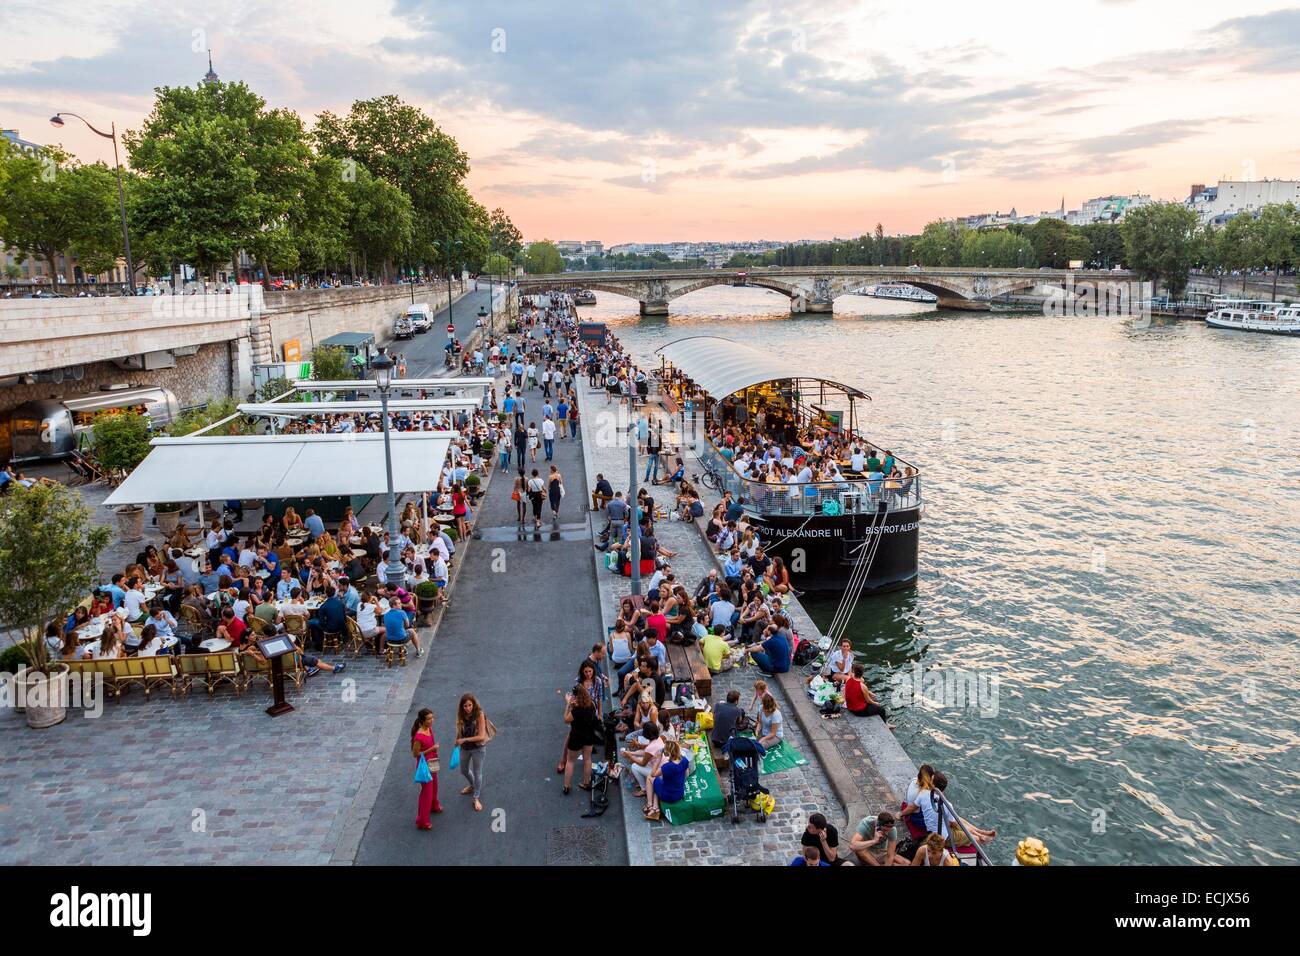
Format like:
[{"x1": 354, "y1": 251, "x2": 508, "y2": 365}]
[{"x1": 405, "y1": 303, "x2": 433, "y2": 333}]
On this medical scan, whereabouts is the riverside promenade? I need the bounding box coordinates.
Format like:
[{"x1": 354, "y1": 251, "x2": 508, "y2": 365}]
[{"x1": 579, "y1": 379, "x2": 918, "y2": 865}]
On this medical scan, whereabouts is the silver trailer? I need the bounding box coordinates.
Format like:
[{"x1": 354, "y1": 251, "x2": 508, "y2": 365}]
[{"x1": 9, "y1": 385, "x2": 180, "y2": 461}]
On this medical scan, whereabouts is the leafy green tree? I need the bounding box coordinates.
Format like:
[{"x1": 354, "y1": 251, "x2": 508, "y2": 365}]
[
  {"x1": 344, "y1": 165, "x2": 412, "y2": 281},
  {"x1": 257, "y1": 377, "x2": 293, "y2": 402},
  {"x1": 1027, "y1": 218, "x2": 1091, "y2": 269},
  {"x1": 0, "y1": 483, "x2": 111, "y2": 669},
  {"x1": 1214, "y1": 212, "x2": 1262, "y2": 295},
  {"x1": 91, "y1": 411, "x2": 152, "y2": 474},
  {"x1": 489, "y1": 207, "x2": 523, "y2": 259},
  {"x1": 126, "y1": 80, "x2": 314, "y2": 283},
  {"x1": 0, "y1": 146, "x2": 122, "y2": 280},
  {"x1": 310, "y1": 344, "x2": 352, "y2": 381},
  {"x1": 913, "y1": 220, "x2": 964, "y2": 267},
  {"x1": 1080, "y1": 223, "x2": 1125, "y2": 269},
  {"x1": 523, "y1": 240, "x2": 564, "y2": 274},
  {"x1": 314, "y1": 95, "x2": 469, "y2": 266},
  {"x1": 291, "y1": 154, "x2": 350, "y2": 275},
  {"x1": 167, "y1": 399, "x2": 254, "y2": 437},
  {"x1": 1121, "y1": 203, "x2": 1200, "y2": 297},
  {"x1": 483, "y1": 253, "x2": 512, "y2": 276},
  {"x1": 1252, "y1": 203, "x2": 1300, "y2": 300}
]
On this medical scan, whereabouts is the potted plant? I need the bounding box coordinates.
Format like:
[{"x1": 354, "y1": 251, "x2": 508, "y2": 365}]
[
  {"x1": 464, "y1": 473, "x2": 482, "y2": 500},
  {"x1": 481, "y1": 439, "x2": 495, "y2": 459},
  {"x1": 92, "y1": 410, "x2": 152, "y2": 542},
  {"x1": 153, "y1": 502, "x2": 183, "y2": 536},
  {"x1": 414, "y1": 580, "x2": 439, "y2": 615},
  {"x1": 0, "y1": 483, "x2": 112, "y2": 728}
]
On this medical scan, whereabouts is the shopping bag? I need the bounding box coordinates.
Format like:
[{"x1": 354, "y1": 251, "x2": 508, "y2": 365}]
[
  {"x1": 449, "y1": 745, "x2": 461, "y2": 770},
  {"x1": 414, "y1": 754, "x2": 432, "y2": 784}
]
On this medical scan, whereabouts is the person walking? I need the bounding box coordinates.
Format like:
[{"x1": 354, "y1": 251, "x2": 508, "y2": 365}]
[
  {"x1": 547, "y1": 465, "x2": 564, "y2": 524},
  {"x1": 527, "y1": 421, "x2": 539, "y2": 463},
  {"x1": 454, "y1": 694, "x2": 490, "y2": 813},
  {"x1": 513, "y1": 422, "x2": 527, "y2": 477},
  {"x1": 526, "y1": 469, "x2": 546, "y2": 531},
  {"x1": 645, "y1": 424, "x2": 662, "y2": 482},
  {"x1": 512, "y1": 476, "x2": 528, "y2": 527},
  {"x1": 411, "y1": 708, "x2": 442, "y2": 829},
  {"x1": 452, "y1": 483, "x2": 470, "y2": 541},
  {"x1": 541, "y1": 416, "x2": 556, "y2": 462}
]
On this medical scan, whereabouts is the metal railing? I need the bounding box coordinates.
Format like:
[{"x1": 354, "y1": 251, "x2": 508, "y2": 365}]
[{"x1": 695, "y1": 441, "x2": 921, "y2": 517}]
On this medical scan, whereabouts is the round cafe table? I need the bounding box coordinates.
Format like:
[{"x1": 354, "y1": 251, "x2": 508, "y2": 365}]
[{"x1": 199, "y1": 638, "x2": 231, "y2": 653}]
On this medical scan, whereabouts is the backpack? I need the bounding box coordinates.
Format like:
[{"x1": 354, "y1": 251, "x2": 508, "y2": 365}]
[{"x1": 791, "y1": 636, "x2": 816, "y2": 666}]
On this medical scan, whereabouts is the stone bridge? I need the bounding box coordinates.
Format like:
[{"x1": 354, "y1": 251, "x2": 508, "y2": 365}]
[{"x1": 519, "y1": 265, "x2": 1136, "y2": 315}]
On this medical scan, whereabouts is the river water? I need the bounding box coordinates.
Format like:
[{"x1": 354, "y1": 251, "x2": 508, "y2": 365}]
[{"x1": 580, "y1": 284, "x2": 1300, "y2": 865}]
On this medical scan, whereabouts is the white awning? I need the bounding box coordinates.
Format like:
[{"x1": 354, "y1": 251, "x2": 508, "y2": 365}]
[
  {"x1": 237, "y1": 399, "x2": 479, "y2": 417},
  {"x1": 654, "y1": 335, "x2": 869, "y2": 401},
  {"x1": 293, "y1": 378, "x2": 494, "y2": 391},
  {"x1": 103, "y1": 433, "x2": 455, "y2": 506}
]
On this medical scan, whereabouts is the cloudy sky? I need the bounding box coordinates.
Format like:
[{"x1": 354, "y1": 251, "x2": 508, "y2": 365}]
[{"x1": 2, "y1": 0, "x2": 1298, "y2": 243}]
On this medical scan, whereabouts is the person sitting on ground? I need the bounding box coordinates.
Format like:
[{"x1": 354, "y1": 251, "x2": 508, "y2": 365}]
[
  {"x1": 843, "y1": 663, "x2": 890, "y2": 723},
  {"x1": 710, "y1": 689, "x2": 745, "y2": 749},
  {"x1": 918, "y1": 771, "x2": 997, "y2": 846},
  {"x1": 802, "y1": 812, "x2": 844, "y2": 866},
  {"x1": 677, "y1": 489, "x2": 705, "y2": 523},
  {"x1": 910, "y1": 832, "x2": 959, "y2": 867},
  {"x1": 850, "y1": 811, "x2": 900, "y2": 866},
  {"x1": 823, "y1": 638, "x2": 854, "y2": 685},
  {"x1": 644, "y1": 737, "x2": 691, "y2": 821},
  {"x1": 744, "y1": 621, "x2": 791, "y2": 675},
  {"x1": 755, "y1": 692, "x2": 784, "y2": 749},
  {"x1": 700, "y1": 624, "x2": 735, "y2": 674},
  {"x1": 654, "y1": 457, "x2": 685, "y2": 487},
  {"x1": 620, "y1": 720, "x2": 664, "y2": 801}
]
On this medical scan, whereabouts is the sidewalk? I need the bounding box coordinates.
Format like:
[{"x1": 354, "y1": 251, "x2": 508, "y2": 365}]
[
  {"x1": 579, "y1": 393, "x2": 841, "y2": 866},
  {"x1": 353, "y1": 383, "x2": 628, "y2": 865}
]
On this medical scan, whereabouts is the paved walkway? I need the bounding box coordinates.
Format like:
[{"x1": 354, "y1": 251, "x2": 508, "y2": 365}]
[{"x1": 354, "y1": 391, "x2": 628, "y2": 866}]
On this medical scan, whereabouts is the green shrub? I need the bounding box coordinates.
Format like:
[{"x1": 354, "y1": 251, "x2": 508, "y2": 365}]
[
  {"x1": 413, "y1": 580, "x2": 439, "y2": 600},
  {"x1": 92, "y1": 410, "x2": 152, "y2": 474},
  {"x1": 0, "y1": 641, "x2": 33, "y2": 674},
  {"x1": 154, "y1": 502, "x2": 183, "y2": 513},
  {"x1": 464, "y1": 473, "x2": 481, "y2": 490}
]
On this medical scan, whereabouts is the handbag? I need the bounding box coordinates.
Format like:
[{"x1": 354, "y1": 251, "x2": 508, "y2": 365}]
[
  {"x1": 448, "y1": 745, "x2": 461, "y2": 770},
  {"x1": 414, "y1": 754, "x2": 433, "y2": 784},
  {"x1": 485, "y1": 717, "x2": 498, "y2": 742}
]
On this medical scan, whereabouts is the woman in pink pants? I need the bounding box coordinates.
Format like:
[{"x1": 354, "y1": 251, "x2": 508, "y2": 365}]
[{"x1": 411, "y1": 708, "x2": 442, "y2": 829}]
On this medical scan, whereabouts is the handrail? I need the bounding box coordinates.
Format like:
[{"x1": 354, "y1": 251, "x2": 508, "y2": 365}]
[
  {"x1": 695, "y1": 440, "x2": 922, "y2": 517},
  {"x1": 933, "y1": 790, "x2": 993, "y2": 866}
]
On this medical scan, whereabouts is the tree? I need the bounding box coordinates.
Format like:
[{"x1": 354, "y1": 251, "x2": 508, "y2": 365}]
[
  {"x1": 344, "y1": 165, "x2": 412, "y2": 281},
  {"x1": 126, "y1": 80, "x2": 314, "y2": 283},
  {"x1": 488, "y1": 207, "x2": 523, "y2": 260},
  {"x1": 0, "y1": 146, "x2": 122, "y2": 280},
  {"x1": 1027, "y1": 218, "x2": 1091, "y2": 269},
  {"x1": 310, "y1": 344, "x2": 352, "y2": 382},
  {"x1": 314, "y1": 95, "x2": 469, "y2": 267},
  {"x1": 91, "y1": 411, "x2": 152, "y2": 474},
  {"x1": 483, "y1": 253, "x2": 512, "y2": 276},
  {"x1": 1252, "y1": 203, "x2": 1300, "y2": 300},
  {"x1": 1121, "y1": 203, "x2": 1200, "y2": 297},
  {"x1": 1080, "y1": 222, "x2": 1125, "y2": 269},
  {"x1": 167, "y1": 399, "x2": 254, "y2": 437},
  {"x1": 0, "y1": 484, "x2": 111, "y2": 669},
  {"x1": 523, "y1": 240, "x2": 564, "y2": 274},
  {"x1": 291, "y1": 154, "x2": 350, "y2": 275},
  {"x1": 1214, "y1": 212, "x2": 1262, "y2": 295},
  {"x1": 913, "y1": 220, "x2": 964, "y2": 267}
]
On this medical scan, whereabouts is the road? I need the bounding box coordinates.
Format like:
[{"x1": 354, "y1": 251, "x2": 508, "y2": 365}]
[{"x1": 388, "y1": 281, "x2": 503, "y2": 378}]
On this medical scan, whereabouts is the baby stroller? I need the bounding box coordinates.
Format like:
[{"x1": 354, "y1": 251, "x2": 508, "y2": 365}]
[{"x1": 725, "y1": 735, "x2": 770, "y2": 824}]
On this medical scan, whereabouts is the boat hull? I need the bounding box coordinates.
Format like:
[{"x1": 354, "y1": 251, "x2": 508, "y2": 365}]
[
  {"x1": 747, "y1": 506, "x2": 920, "y2": 594},
  {"x1": 1205, "y1": 317, "x2": 1300, "y2": 335}
]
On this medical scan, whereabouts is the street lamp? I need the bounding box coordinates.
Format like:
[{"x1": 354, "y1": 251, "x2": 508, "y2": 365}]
[
  {"x1": 50, "y1": 112, "x2": 136, "y2": 294},
  {"x1": 434, "y1": 237, "x2": 463, "y2": 336},
  {"x1": 371, "y1": 350, "x2": 407, "y2": 588}
]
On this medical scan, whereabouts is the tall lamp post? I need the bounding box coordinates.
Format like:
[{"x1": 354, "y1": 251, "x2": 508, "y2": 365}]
[
  {"x1": 435, "y1": 237, "x2": 463, "y2": 336},
  {"x1": 371, "y1": 350, "x2": 407, "y2": 588},
  {"x1": 49, "y1": 112, "x2": 136, "y2": 293}
]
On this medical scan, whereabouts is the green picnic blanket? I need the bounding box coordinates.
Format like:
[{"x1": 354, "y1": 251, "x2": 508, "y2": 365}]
[
  {"x1": 736, "y1": 735, "x2": 809, "y2": 776},
  {"x1": 659, "y1": 738, "x2": 726, "y2": 826}
]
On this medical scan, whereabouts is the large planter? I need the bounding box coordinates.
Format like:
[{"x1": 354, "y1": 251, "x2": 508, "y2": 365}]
[
  {"x1": 116, "y1": 505, "x2": 145, "y2": 542},
  {"x1": 23, "y1": 666, "x2": 70, "y2": 729},
  {"x1": 155, "y1": 508, "x2": 181, "y2": 537}
]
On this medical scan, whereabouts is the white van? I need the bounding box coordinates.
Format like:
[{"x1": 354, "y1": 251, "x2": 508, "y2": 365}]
[{"x1": 405, "y1": 303, "x2": 433, "y2": 333}]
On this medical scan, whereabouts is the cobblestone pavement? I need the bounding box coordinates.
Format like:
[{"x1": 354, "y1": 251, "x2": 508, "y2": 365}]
[{"x1": 582, "y1": 395, "x2": 840, "y2": 866}]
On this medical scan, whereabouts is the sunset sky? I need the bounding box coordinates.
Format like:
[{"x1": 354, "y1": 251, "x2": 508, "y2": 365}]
[{"x1": 3, "y1": 0, "x2": 1298, "y2": 244}]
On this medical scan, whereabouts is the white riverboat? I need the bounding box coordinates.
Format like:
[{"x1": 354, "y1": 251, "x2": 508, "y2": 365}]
[
  {"x1": 857, "y1": 282, "x2": 938, "y2": 303},
  {"x1": 1205, "y1": 298, "x2": 1300, "y2": 336}
]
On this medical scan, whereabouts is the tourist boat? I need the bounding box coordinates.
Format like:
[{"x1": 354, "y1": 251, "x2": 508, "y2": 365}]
[
  {"x1": 655, "y1": 335, "x2": 920, "y2": 594},
  {"x1": 857, "y1": 282, "x2": 937, "y2": 303},
  {"x1": 1205, "y1": 298, "x2": 1300, "y2": 335},
  {"x1": 574, "y1": 289, "x2": 597, "y2": 306}
]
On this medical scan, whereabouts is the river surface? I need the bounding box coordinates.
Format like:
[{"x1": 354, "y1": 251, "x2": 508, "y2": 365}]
[{"x1": 579, "y1": 284, "x2": 1300, "y2": 865}]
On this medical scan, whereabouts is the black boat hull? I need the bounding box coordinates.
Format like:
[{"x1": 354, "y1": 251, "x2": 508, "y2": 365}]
[{"x1": 747, "y1": 506, "x2": 920, "y2": 594}]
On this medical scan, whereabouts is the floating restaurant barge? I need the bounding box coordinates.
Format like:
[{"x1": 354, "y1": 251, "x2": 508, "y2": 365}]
[{"x1": 655, "y1": 336, "x2": 920, "y2": 594}]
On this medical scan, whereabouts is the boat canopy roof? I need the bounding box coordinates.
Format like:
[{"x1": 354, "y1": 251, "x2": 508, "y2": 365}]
[{"x1": 655, "y1": 335, "x2": 869, "y2": 402}]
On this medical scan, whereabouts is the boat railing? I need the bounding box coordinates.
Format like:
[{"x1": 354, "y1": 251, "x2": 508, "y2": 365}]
[{"x1": 696, "y1": 442, "x2": 922, "y2": 517}]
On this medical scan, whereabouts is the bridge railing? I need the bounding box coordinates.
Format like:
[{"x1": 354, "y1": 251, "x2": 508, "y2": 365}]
[{"x1": 695, "y1": 441, "x2": 921, "y2": 517}]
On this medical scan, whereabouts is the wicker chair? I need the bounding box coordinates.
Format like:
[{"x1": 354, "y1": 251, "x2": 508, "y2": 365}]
[
  {"x1": 283, "y1": 615, "x2": 307, "y2": 641},
  {"x1": 384, "y1": 639, "x2": 408, "y2": 668},
  {"x1": 344, "y1": 616, "x2": 374, "y2": 657}
]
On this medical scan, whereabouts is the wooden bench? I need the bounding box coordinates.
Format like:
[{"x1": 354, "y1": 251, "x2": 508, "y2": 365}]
[{"x1": 666, "y1": 642, "x2": 712, "y2": 699}]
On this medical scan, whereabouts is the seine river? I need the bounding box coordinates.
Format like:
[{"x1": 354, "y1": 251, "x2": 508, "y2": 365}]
[{"x1": 580, "y1": 284, "x2": 1300, "y2": 865}]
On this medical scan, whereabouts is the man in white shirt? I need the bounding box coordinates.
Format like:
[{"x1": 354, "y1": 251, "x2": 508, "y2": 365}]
[
  {"x1": 275, "y1": 569, "x2": 295, "y2": 601},
  {"x1": 280, "y1": 588, "x2": 311, "y2": 620},
  {"x1": 850, "y1": 447, "x2": 866, "y2": 472},
  {"x1": 123, "y1": 580, "x2": 148, "y2": 621},
  {"x1": 431, "y1": 554, "x2": 449, "y2": 587},
  {"x1": 541, "y1": 417, "x2": 556, "y2": 462}
]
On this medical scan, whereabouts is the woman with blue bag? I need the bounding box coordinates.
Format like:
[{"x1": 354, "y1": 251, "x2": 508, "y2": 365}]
[{"x1": 411, "y1": 708, "x2": 442, "y2": 830}]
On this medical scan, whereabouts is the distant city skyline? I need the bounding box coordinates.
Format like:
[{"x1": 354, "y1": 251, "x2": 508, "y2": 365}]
[{"x1": 3, "y1": 0, "x2": 1298, "y2": 244}]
